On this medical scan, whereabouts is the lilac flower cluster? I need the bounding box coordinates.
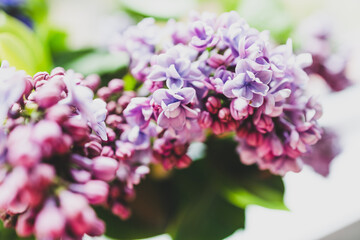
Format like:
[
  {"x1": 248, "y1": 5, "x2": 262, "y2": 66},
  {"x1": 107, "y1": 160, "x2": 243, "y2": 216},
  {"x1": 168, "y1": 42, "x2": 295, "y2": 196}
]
[
  {"x1": 0, "y1": 11, "x2": 339, "y2": 239},
  {"x1": 113, "y1": 11, "x2": 331, "y2": 176},
  {"x1": 0, "y1": 62, "x2": 109, "y2": 239}
]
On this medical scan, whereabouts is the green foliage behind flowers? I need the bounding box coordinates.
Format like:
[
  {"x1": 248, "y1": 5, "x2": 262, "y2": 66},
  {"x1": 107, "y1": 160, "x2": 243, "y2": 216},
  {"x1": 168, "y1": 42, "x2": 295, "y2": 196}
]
[
  {"x1": 96, "y1": 137, "x2": 286, "y2": 240},
  {"x1": 0, "y1": 11, "x2": 52, "y2": 74}
]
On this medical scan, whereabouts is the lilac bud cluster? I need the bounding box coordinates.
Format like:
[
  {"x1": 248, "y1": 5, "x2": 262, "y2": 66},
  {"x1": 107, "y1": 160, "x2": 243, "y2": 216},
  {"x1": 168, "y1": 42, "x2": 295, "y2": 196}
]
[
  {"x1": 0, "y1": 62, "x2": 108, "y2": 239},
  {"x1": 113, "y1": 11, "x2": 331, "y2": 176}
]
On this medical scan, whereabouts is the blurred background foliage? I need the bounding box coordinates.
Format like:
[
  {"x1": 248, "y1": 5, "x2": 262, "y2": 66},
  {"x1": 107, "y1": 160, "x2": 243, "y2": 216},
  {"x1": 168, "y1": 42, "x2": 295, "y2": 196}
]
[
  {"x1": 0, "y1": 0, "x2": 323, "y2": 77},
  {"x1": 0, "y1": 0, "x2": 343, "y2": 239}
]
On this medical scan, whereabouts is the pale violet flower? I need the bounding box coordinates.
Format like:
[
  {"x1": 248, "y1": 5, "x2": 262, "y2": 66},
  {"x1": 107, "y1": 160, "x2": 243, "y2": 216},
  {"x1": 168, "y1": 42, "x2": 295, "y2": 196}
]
[
  {"x1": 60, "y1": 70, "x2": 108, "y2": 141},
  {"x1": 0, "y1": 61, "x2": 26, "y2": 125},
  {"x1": 153, "y1": 88, "x2": 198, "y2": 131}
]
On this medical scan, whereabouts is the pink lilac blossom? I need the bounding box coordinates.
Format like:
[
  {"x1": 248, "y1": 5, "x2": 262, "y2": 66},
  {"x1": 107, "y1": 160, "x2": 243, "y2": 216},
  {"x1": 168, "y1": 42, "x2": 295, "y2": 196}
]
[{"x1": 0, "y1": 64, "x2": 110, "y2": 239}]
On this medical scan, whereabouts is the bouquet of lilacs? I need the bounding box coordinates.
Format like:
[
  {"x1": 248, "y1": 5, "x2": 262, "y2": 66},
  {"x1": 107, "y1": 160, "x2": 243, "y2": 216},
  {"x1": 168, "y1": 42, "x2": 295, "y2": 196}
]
[{"x1": 0, "y1": 11, "x2": 338, "y2": 240}]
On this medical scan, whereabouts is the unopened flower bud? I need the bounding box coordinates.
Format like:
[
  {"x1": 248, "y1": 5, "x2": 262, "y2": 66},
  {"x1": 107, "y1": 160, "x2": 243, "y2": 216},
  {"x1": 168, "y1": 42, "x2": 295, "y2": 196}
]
[
  {"x1": 108, "y1": 78, "x2": 124, "y2": 93},
  {"x1": 97, "y1": 87, "x2": 112, "y2": 101},
  {"x1": 69, "y1": 180, "x2": 109, "y2": 205},
  {"x1": 111, "y1": 203, "x2": 131, "y2": 220},
  {"x1": 34, "y1": 201, "x2": 66, "y2": 239},
  {"x1": 205, "y1": 96, "x2": 221, "y2": 114},
  {"x1": 230, "y1": 98, "x2": 249, "y2": 120},
  {"x1": 82, "y1": 74, "x2": 100, "y2": 91},
  {"x1": 92, "y1": 156, "x2": 118, "y2": 181},
  {"x1": 198, "y1": 111, "x2": 213, "y2": 128},
  {"x1": 218, "y1": 107, "x2": 231, "y2": 122},
  {"x1": 176, "y1": 155, "x2": 192, "y2": 169}
]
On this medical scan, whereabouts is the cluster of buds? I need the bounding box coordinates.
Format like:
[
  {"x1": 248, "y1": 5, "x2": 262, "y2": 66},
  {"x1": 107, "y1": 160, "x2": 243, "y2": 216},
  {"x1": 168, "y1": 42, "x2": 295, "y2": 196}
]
[{"x1": 0, "y1": 62, "x2": 109, "y2": 239}]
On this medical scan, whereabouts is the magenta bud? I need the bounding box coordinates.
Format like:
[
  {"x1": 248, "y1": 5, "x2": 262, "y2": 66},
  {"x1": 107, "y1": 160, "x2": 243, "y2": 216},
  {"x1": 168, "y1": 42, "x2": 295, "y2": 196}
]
[
  {"x1": 86, "y1": 218, "x2": 106, "y2": 237},
  {"x1": 246, "y1": 131, "x2": 264, "y2": 147},
  {"x1": 173, "y1": 144, "x2": 187, "y2": 156},
  {"x1": 212, "y1": 120, "x2": 225, "y2": 135},
  {"x1": 31, "y1": 164, "x2": 55, "y2": 189},
  {"x1": 106, "y1": 101, "x2": 117, "y2": 113},
  {"x1": 71, "y1": 169, "x2": 92, "y2": 183},
  {"x1": 7, "y1": 126, "x2": 41, "y2": 168},
  {"x1": 255, "y1": 115, "x2": 274, "y2": 133},
  {"x1": 218, "y1": 107, "x2": 231, "y2": 122},
  {"x1": 106, "y1": 128, "x2": 116, "y2": 142},
  {"x1": 35, "y1": 85, "x2": 61, "y2": 108},
  {"x1": 92, "y1": 156, "x2": 118, "y2": 181},
  {"x1": 82, "y1": 74, "x2": 101, "y2": 91},
  {"x1": 115, "y1": 142, "x2": 135, "y2": 161},
  {"x1": 69, "y1": 180, "x2": 109, "y2": 205},
  {"x1": 205, "y1": 96, "x2": 221, "y2": 114},
  {"x1": 111, "y1": 203, "x2": 131, "y2": 220},
  {"x1": 198, "y1": 111, "x2": 213, "y2": 129},
  {"x1": 101, "y1": 146, "x2": 115, "y2": 158},
  {"x1": 117, "y1": 92, "x2": 136, "y2": 109},
  {"x1": 230, "y1": 98, "x2": 249, "y2": 120},
  {"x1": 16, "y1": 210, "x2": 36, "y2": 237},
  {"x1": 84, "y1": 141, "x2": 102, "y2": 158},
  {"x1": 45, "y1": 105, "x2": 71, "y2": 124},
  {"x1": 49, "y1": 67, "x2": 65, "y2": 77},
  {"x1": 34, "y1": 201, "x2": 66, "y2": 239},
  {"x1": 33, "y1": 72, "x2": 49, "y2": 88},
  {"x1": 176, "y1": 155, "x2": 192, "y2": 169},
  {"x1": 97, "y1": 87, "x2": 112, "y2": 101},
  {"x1": 106, "y1": 114, "x2": 123, "y2": 128},
  {"x1": 23, "y1": 76, "x2": 34, "y2": 97},
  {"x1": 64, "y1": 118, "x2": 90, "y2": 143},
  {"x1": 32, "y1": 120, "x2": 63, "y2": 157},
  {"x1": 108, "y1": 78, "x2": 124, "y2": 93}
]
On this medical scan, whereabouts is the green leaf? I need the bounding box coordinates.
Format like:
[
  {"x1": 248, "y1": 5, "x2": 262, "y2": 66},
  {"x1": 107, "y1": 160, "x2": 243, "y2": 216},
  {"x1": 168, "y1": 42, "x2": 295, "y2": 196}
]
[
  {"x1": 98, "y1": 137, "x2": 284, "y2": 240},
  {"x1": 224, "y1": 187, "x2": 288, "y2": 210},
  {"x1": 123, "y1": 73, "x2": 138, "y2": 91},
  {"x1": 205, "y1": 137, "x2": 287, "y2": 210},
  {"x1": 238, "y1": 0, "x2": 294, "y2": 44},
  {"x1": 0, "y1": 222, "x2": 34, "y2": 240},
  {"x1": 95, "y1": 176, "x2": 179, "y2": 240},
  {"x1": 62, "y1": 51, "x2": 129, "y2": 76},
  {"x1": 0, "y1": 33, "x2": 37, "y2": 73},
  {"x1": 171, "y1": 193, "x2": 245, "y2": 240},
  {"x1": 0, "y1": 11, "x2": 52, "y2": 74}
]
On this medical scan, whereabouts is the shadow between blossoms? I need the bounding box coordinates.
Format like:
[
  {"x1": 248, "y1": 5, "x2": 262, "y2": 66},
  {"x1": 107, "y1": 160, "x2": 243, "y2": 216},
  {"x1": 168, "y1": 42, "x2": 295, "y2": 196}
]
[{"x1": 95, "y1": 136, "x2": 285, "y2": 240}]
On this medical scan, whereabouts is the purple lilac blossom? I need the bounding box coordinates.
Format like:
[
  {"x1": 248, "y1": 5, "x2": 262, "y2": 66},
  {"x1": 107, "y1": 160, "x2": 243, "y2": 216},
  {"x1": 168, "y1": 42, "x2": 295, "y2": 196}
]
[
  {"x1": 223, "y1": 59, "x2": 272, "y2": 107},
  {"x1": 147, "y1": 45, "x2": 203, "y2": 90},
  {"x1": 153, "y1": 88, "x2": 198, "y2": 130},
  {"x1": 60, "y1": 70, "x2": 108, "y2": 141},
  {"x1": 0, "y1": 61, "x2": 26, "y2": 124}
]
